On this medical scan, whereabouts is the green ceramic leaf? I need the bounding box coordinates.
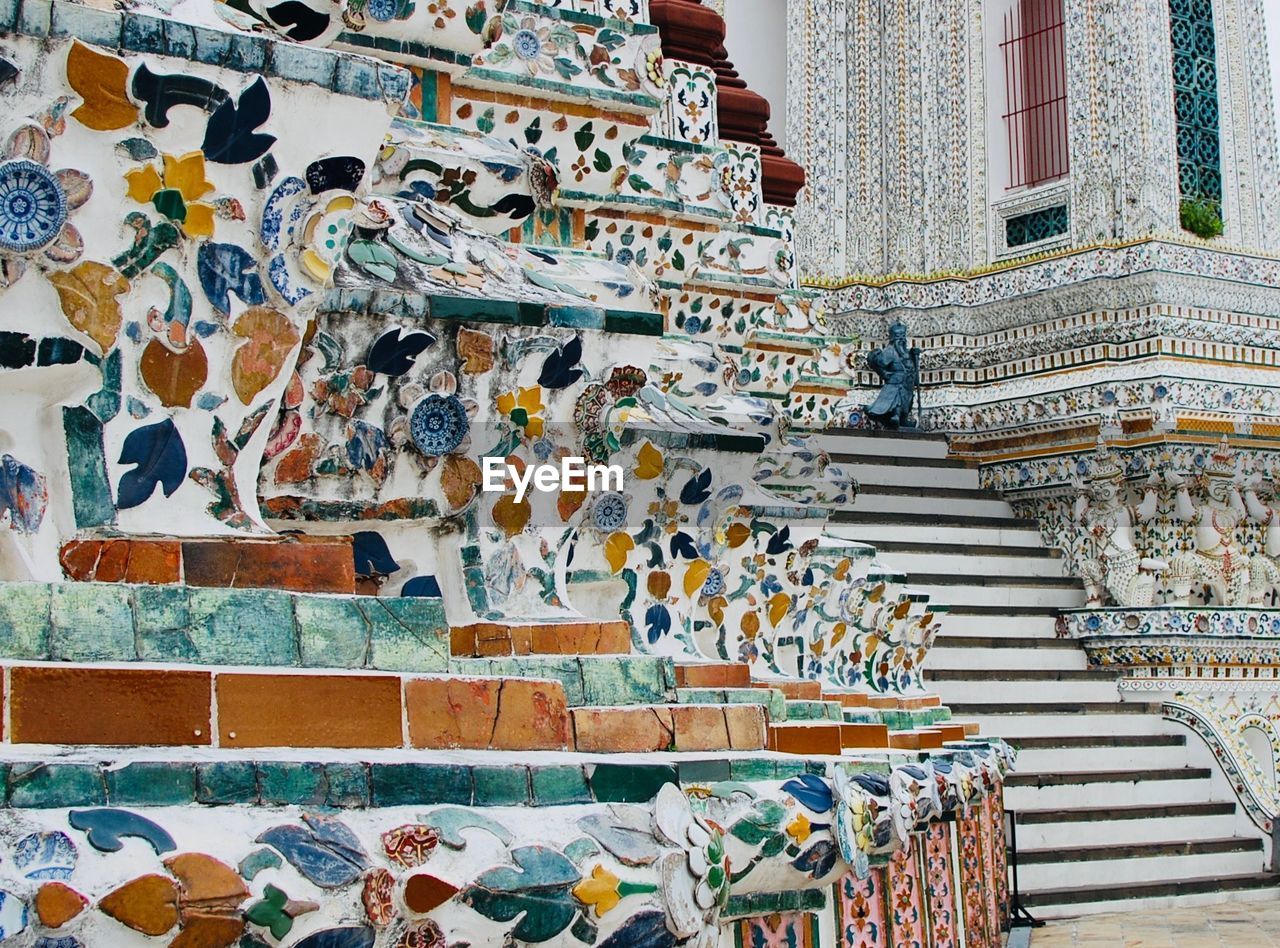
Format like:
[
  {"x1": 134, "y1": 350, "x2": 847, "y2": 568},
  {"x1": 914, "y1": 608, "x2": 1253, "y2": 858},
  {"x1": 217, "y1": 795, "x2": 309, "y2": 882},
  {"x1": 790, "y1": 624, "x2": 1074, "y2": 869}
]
[
  {"x1": 386, "y1": 230, "x2": 448, "y2": 266},
  {"x1": 422, "y1": 807, "x2": 514, "y2": 848},
  {"x1": 348, "y1": 239, "x2": 398, "y2": 283},
  {"x1": 729, "y1": 818, "x2": 770, "y2": 845},
  {"x1": 574, "y1": 122, "x2": 596, "y2": 152},
  {"x1": 461, "y1": 846, "x2": 580, "y2": 942},
  {"x1": 592, "y1": 149, "x2": 612, "y2": 173}
]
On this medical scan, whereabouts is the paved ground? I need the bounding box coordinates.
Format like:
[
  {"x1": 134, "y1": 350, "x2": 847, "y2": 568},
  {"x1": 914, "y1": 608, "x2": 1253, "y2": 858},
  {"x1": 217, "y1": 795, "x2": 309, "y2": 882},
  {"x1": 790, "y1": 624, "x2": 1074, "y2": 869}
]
[{"x1": 1030, "y1": 900, "x2": 1280, "y2": 946}]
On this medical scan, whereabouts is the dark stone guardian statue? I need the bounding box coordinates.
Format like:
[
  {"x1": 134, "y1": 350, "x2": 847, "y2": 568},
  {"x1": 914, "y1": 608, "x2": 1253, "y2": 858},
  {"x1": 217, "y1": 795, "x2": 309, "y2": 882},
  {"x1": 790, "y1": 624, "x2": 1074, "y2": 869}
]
[{"x1": 864, "y1": 323, "x2": 920, "y2": 429}]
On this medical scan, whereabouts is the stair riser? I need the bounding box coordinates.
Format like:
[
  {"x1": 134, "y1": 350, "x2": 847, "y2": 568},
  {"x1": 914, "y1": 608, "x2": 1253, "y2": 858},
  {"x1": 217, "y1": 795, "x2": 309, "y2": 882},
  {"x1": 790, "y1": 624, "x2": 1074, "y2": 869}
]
[
  {"x1": 931, "y1": 678, "x2": 1120, "y2": 704},
  {"x1": 1005, "y1": 778, "x2": 1218, "y2": 810},
  {"x1": 877, "y1": 551, "x2": 1068, "y2": 579},
  {"x1": 938, "y1": 614, "x2": 1063, "y2": 637},
  {"x1": 924, "y1": 647, "x2": 1088, "y2": 671},
  {"x1": 813, "y1": 434, "x2": 951, "y2": 459},
  {"x1": 1016, "y1": 812, "x2": 1242, "y2": 850},
  {"x1": 1028, "y1": 887, "x2": 1280, "y2": 920},
  {"x1": 912, "y1": 584, "x2": 1083, "y2": 608},
  {"x1": 829, "y1": 522, "x2": 1042, "y2": 546},
  {"x1": 1012, "y1": 744, "x2": 1188, "y2": 772},
  {"x1": 838, "y1": 465, "x2": 980, "y2": 490},
  {"x1": 850, "y1": 494, "x2": 1012, "y2": 517},
  {"x1": 963, "y1": 713, "x2": 1182, "y2": 738},
  {"x1": 1018, "y1": 849, "x2": 1266, "y2": 891}
]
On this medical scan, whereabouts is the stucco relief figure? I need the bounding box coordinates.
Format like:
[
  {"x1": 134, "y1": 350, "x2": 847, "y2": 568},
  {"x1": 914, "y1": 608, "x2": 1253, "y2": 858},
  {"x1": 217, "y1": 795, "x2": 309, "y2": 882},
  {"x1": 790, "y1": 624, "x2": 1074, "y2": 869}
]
[
  {"x1": 864, "y1": 322, "x2": 920, "y2": 429},
  {"x1": 1074, "y1": 439, "x2": 1166, "y2": 606},
  {"x1": 1241, "y1": 464, "x2": 1280, "y2": 603},
  {"x1": 1166, "y1": 438, "x2": 1273, "y2": 606}
]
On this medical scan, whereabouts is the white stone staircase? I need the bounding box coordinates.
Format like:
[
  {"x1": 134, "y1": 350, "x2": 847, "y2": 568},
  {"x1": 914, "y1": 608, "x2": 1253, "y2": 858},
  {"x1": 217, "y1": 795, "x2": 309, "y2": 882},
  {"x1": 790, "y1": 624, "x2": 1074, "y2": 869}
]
[{"x1": 814, "y1": 427, "x2": 1279, "y2": 918}]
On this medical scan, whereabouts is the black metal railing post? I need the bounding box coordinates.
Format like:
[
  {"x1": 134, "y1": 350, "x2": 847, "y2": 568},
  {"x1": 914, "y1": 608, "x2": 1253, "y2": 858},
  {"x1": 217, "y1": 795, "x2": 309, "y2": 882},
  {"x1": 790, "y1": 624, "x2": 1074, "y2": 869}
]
[{"x1": 1005, "y1": 808, "x2": 1044, "y2": 929}]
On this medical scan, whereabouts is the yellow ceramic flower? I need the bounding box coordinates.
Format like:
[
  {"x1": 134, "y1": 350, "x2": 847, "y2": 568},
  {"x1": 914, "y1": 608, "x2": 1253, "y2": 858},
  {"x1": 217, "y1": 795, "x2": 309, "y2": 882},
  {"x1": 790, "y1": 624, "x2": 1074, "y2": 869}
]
[
  {"x1": 573, "y1": 864, "x2": 621, "y2": 917},
  {"x1": 125, "y1": 151, "x2": 217, "y2": 238},
  {"x1": 786, "y1": 812, "x2": 813, "y2": 845},
  {"x1": 497, "y1": 385, "x2": 545, "y2": 437}
]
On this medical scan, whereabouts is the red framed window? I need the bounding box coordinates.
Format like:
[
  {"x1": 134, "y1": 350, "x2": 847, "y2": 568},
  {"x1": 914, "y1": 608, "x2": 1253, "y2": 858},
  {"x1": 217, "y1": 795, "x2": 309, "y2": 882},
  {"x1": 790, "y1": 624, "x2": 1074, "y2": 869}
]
[{"x1": 1001, "y1": 0, "x2": 1069, "y2": 189}]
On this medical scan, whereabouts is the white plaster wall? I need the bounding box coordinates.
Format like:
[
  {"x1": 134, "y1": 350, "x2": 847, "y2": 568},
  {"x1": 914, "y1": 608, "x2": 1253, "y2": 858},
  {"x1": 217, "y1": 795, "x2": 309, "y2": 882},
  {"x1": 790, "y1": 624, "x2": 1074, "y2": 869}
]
[
  {"x1": 723, "y1": 0, "x2": 789, "y2": 148},
  {"x1": 1269, "y1": 0, "x2": 1280, "y2": 133},
  {"x1": 984, "y1": 0, "x2": 1016, "y2": 204}
]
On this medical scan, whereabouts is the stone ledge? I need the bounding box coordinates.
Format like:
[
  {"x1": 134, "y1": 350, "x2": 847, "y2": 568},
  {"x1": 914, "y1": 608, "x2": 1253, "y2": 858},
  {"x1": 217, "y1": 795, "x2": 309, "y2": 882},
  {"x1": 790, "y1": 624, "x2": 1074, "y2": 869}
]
[
  {"x1": 450, "y1": 620, "x2": 633, "y2": 658},
  {"x1": 59, "y1": 536, "x2": 357, "y2": 594},
  {"x1": 317, "y1": 288, "x2": 665, "y2": 337},
  {"x1": 2, "y1": 0, "x2": 410, "y2": 105},
  {"x1": 1060, "y1": 605, "x2": 1280, "y2": 639},
  {"x1": 0, "y1": 581, "x2": 448, "y2": 673},
  {"x1": 0, "y1": 742, "x2": 1015, "y2": 808}
]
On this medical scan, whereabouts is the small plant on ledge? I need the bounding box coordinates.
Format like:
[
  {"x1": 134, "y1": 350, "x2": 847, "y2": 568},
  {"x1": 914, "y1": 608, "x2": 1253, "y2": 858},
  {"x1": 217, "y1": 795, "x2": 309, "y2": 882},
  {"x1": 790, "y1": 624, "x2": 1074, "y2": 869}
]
[{"x1": 1180, "y1": 198, "x2": 1224, "y2": 240}]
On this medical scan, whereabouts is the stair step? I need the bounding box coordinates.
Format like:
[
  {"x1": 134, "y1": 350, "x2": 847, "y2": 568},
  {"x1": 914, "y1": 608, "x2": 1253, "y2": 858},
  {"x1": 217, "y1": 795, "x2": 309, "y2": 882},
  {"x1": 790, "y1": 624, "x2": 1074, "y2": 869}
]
[
  {"x1": 1022, "y1": 872, "x2": 1280, "y2": 912},
  {"x1": 812, "y1": 430, "x2": 951, "y2": 461},
  {"x1": 947, "y1": 702, "x2": 1158, "y2": 715},
  {"x1": 909, "y1": 573, "x2": 1082, "y2": 588},
  {"x1": 856, "y1": 484, "x2": 1001, "y2": 500},
  {"x1": 925, "y1": 645, "x2": 1087, "y2": 672},
  {"x1": 1017, "y1": 846, "x2": 1266, "y2": 890},
  {"x1": 674, "y1": 662, "x2": 751, "y2": 688},
  {"x1": 832, "y1": 510, "x2": 1037, "y2": 529},
  {"x1": 451, "y1": 620, "x2": 631, "y2": 658},
  {"x1": 783, "y1": 699, "x2": 844, "y2": 721},
  {"x1": 1012, "y1": 741, "x2": 1192, "y2": 773},
  {"x1": 828, "y1": 452, "x2": 970, "y2": 469},
  {"x1": 1012, "y1": 802, "x2": 1245, "y2": 850},
  {"x1": 828, "y1": 522, "x2": 1044, "y2": 546},
  {"x1": 60, "y1": 536, "x2": 357, "y2": 593},
  {"x1": 1006, "y1": 768, "x2": 1218, "y2": 809},
  {"x1": 676, "y1": 687, "x2": 785, "y2": 721},
  {"x1": 1018, "y1": 837, "x2": 1262, "y2": 864},
  {"x1": 6, "y1": 665, "x2": 575, "y2": 752},
  {"x1": 877, "y1": 551, "x2": 1068, "y2": 579},
  {"x1": 1010, "y1": 734, "x2": 1185, "y2": 749},
  {"x1": 932, "y1": 635, "x2": 1077, "y2": 650},
  {"x1": 927, "y1": 669, "x2": 1115, "y2": 682},
  {"x1": 769, "y1": 721, "x2": 844, "y2": 755},
  {"x1": 842, "y1": 723, "x2": 892, "y2": 749},
  {"x1": 889, "y1": 729, "x2": 945, "y2": 750},
  {"x1": 0, "y1": 581, "x2": 450, "y2": 674},
  {"x1": 943, "y1": 605, "x2": 1062, "y2": 616},
  {"x1": 957, "y1": 711, "x2": 1178, "y2": 738},
  {"x1": 571, "y1": 703, "x2": 767, "y2": 753},
  {"x1": 935, "y1": 613, "x2": 1062, "y2": 638},
  {"x1": 932, "y1": 677, "x2": 1120, "y2": 704},
  {"x1": 451, "y1": 655, "x2": 673, "y2": 706},
  {"x1": 752, "y1": 679, "x2": 823, "y2": 700},
  {"x1": 1015, "y1": 801, "x2": 1235, "y2": 824},
  {"x1": 1005, "y1": 768, "x2": 1212, "y2": 788},
  {"x1": 915, "y1": 586, "x2": 1083, "y2": 609},
  {"x1": 1008, "y1": 733, "x2": 1188, "y2": 770},
  {"x1": 871, "y1": 540, "x2": 1063, "y2": 558},
  {"x1": 848, "y1": 491, "x2": 1011, "y2": 517}
]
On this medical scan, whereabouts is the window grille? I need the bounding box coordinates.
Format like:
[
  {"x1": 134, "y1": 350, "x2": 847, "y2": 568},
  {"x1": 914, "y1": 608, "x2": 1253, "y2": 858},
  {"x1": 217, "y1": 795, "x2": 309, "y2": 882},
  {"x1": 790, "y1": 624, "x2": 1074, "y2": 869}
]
[
  {"x1": 1001, "y1": 0, "x2": 1069, "y2": 190},
  {"x1": 1006, "y1": 204, "x2": 1069, "y2": 248},
  {"x1": 1169, "y1": 0, "x2": 1222, "y2": 208}
]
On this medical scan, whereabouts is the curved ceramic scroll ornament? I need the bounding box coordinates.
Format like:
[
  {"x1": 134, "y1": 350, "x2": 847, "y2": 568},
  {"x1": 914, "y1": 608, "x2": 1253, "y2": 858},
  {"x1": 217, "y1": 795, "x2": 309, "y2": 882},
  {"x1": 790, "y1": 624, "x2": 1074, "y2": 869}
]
[{"x1": 652, "y1": 783, "x2": 729, "y2": 946}]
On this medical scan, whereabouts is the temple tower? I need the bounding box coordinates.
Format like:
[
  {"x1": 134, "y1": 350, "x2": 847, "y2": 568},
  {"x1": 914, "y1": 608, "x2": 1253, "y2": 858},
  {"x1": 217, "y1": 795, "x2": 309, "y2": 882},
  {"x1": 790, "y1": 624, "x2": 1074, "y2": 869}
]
[{"x1": 787, "y1": 0, "x2": 1280, "y2": 279}]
